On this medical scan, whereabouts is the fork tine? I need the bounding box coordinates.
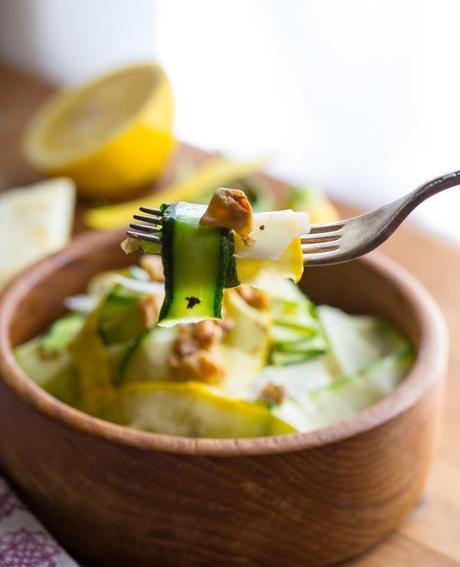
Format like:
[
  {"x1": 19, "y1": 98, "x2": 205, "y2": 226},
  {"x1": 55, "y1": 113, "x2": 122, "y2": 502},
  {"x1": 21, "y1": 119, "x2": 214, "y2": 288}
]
[
  {"x1": 139, "y1": 207, "x2": 162, "y2": 216},
  {"x1": 302, "y1": 242, "x2": 340, "y2": 253},
  {"x1": 301, "y1": 231, "x2": 341, "y2": 244},
  {"x1": 308, "y1": 222, "x2": 344, "y2": 234},
  {"x1": 133, "y1": 214, "x2": 162, "y2": 225},
  {"x1": 126, "y1": 230, "x2": 162, "y2": 244},
  {"x1": 129, "y1": 223, "x2": 161, "y2": 233},
  {"x1": 303, "y1": 250, "x2": 338, "y2": 265}
]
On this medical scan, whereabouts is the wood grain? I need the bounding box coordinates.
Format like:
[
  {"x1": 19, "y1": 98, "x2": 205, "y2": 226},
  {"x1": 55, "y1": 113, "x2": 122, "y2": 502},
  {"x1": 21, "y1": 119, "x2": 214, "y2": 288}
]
[
  {"x1": 0, "y1": 61, "x2": 459, "y2": 565},
  {"x1": 350, "y1": 533, "x2": 458, "y2": 567}
]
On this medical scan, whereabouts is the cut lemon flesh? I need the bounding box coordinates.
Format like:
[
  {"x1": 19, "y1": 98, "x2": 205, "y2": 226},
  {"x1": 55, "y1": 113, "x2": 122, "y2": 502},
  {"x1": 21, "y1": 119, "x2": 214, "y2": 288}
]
[{"x1": 24, "y1": 63, "x2": 175, "y2": 200}]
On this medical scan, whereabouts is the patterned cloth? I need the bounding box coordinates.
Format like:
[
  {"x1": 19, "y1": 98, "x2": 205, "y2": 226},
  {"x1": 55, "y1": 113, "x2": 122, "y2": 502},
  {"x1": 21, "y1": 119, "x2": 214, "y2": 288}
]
[{"x1": 0, "y1": 478, "x2": 77, "y2": 567}]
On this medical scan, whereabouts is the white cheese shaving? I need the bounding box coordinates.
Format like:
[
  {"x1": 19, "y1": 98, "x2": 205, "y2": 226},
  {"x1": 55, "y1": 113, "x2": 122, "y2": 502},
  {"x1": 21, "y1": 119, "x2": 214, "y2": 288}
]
[{"x1": 234, "y1": 210, "x2": 310, "y2": 260}]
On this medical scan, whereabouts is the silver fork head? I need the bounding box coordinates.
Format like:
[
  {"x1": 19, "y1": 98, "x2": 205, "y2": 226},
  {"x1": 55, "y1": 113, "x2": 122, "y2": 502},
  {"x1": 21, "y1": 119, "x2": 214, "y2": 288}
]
[
  {"x1": 301, "y1": 221, "x2": 345, "y2": 265},
  {"x1": 127, "y1": 207, "x2": 163, "y2": 244},
  {"x1": 301, "y1": 215, "x2": 385, "y2": 266},
  {"x1": 301, "y1": 199, "x2": 406, "y2": 266}
]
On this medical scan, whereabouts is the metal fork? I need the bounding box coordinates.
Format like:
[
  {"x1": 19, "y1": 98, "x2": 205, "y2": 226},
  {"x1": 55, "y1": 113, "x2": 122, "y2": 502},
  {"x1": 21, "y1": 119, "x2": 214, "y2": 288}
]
[
  {"x1": 127, "y1": 170, "x2": 460, "y2": 266},
  {"x1": 128, "y1": 207, "x2": 163, "y2": 244}
]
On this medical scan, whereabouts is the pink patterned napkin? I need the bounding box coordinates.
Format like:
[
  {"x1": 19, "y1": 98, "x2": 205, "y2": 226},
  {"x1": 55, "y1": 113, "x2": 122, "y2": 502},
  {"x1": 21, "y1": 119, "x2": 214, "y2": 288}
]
[{"x1": 0, "y1": 477, "x2": 77, "y2": 566}]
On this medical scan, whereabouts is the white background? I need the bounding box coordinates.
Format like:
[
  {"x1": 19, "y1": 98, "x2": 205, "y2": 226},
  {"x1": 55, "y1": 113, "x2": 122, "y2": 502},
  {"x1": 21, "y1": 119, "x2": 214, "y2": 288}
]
[{"x1": 1, "y1": 0, "x2": 460, "y2": 243}]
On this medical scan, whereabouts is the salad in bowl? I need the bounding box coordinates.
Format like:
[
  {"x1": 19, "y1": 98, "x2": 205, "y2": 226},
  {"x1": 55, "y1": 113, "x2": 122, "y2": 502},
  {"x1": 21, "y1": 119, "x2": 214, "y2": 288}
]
[{"x1": 15, "y1": 189, "x2": 413, "y2": 438}]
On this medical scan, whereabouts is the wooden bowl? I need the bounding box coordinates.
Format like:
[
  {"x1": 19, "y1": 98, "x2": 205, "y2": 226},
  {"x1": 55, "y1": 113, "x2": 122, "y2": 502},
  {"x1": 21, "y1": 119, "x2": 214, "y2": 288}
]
[{"x1": 0, "y1": 229, "x2": 447, "y2": 566}]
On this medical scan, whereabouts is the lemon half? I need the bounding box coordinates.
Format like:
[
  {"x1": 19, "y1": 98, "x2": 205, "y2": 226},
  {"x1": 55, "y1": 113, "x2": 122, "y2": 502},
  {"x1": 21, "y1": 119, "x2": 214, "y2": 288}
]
[{"x1": 24, "y1": 63, "x2": 175, "y2": 200}]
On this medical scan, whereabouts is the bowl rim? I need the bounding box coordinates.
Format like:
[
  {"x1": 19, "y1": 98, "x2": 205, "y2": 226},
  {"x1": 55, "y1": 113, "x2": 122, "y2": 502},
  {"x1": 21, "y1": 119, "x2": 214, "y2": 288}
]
[{"x1": 0, "y1": 230, "x2": 448, "y2": 457}]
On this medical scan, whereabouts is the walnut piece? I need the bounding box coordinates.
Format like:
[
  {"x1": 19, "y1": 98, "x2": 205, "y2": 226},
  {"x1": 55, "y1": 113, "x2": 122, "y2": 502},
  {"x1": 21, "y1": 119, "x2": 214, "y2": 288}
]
[
  {"x1": 169, "y1": 350, "x2": 225, "y2": 384},
  {"x1": 194, "y1": 319, "x2": 228, "y2": 348},
  {"x1": 200, "y1": 188, "x2": 254, "y2": 238},
  {"x1": 173, "y1": 320, "x2": 227, "y2": 355},
  {"x1": 140, "y1": 254, "x2": 165, "y2": 282},
  {"x1": 168, "y1": 320, "x2": 231, "y2": 384},
  {"x1": 236, "y1": 285, "x2": 270, "y2": 310},
  {"x1": 139, "y1": 293, "x2": 162, "y2": 328},
  {"x1": 259, "y1": 383, "x2": 287, "y2": 406},
  {"x1": 120, "y1": 237, "x2": 140, "y2": 255}
]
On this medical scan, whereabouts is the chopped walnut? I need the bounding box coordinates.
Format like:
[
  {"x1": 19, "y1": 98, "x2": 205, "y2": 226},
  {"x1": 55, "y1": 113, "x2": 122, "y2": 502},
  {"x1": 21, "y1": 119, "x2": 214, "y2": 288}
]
[
  {"x1": 140, "y1": 255, "x2": 165, "y2": 282},
  {"x1": 139, "y1": 293, "x2": 162, "y2": 328},
  {"x1": 236, "y1": 285, "x2": 270, "y2": 310},
  {"x1": 200, "y1": 187, "x2": 254, "y2": 238},
  {"x1": 259, "y1": 383, "x2": 287, "y2": 406},
  {"x1": 174, "y1": 320, "x2": 228, "y2": 355},
  {"x1": 120, "y1": 237, "x2": 140, "y2": 255},
  {"x1": 168, "y1": 320, "x2": 231, "y2": 383},
  {"x1": 173, "y1": 325, "x2": 197, "y2": 356},
  {"x1": 169, "y1": 350, "x2": 225, "y2": 384},
  {"x1": 194, "y1": 319, "x2": 228, "y2": 348}
]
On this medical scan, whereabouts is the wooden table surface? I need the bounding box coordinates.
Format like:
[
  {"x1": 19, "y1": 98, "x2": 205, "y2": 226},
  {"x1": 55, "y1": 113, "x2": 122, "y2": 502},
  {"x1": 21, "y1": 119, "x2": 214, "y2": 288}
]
[{"x1": 1, "y1": 62, "x2": 460, "y2": 566}]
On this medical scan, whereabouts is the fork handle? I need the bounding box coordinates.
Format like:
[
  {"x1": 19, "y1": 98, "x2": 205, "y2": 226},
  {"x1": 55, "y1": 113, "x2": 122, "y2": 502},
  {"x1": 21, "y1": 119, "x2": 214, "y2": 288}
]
[
  {"x1": 376, "y1": 169, "x2": 460, "y2": 238},
  {"x1": 395, "y1": 169, "x2": 460, "y2": 219},
  {"x1": 304, "y1": 170, "x2": 460, "y2": 267},
  {"x1": 405, "y1": 169, "x2": 460, "y2": 209},
  {"x1": 344, "y1": 170, "x2": 460, "y2": 261}
]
